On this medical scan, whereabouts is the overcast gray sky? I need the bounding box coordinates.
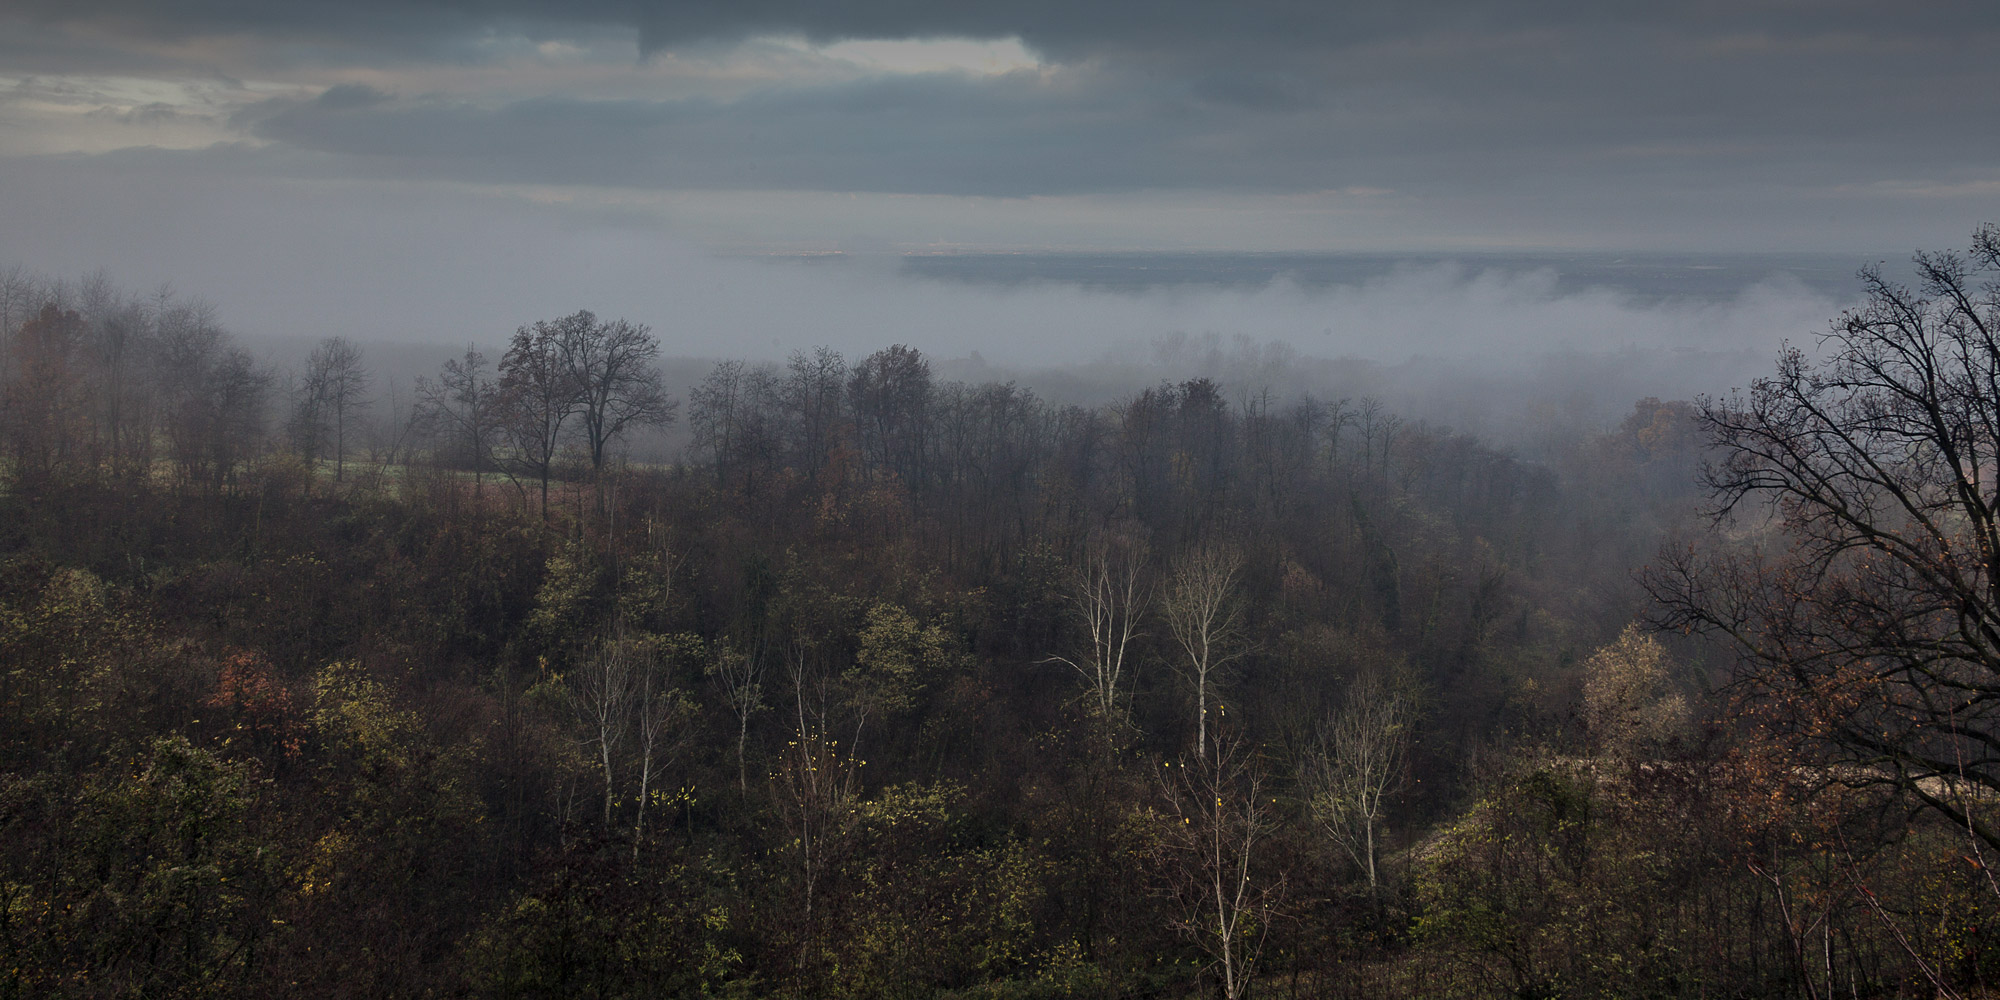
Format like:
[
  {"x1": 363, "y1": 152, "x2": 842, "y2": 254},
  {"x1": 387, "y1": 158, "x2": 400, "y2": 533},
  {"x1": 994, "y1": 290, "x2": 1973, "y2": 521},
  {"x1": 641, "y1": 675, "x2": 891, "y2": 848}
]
[
  {"x1": 0, "y1": 0, "x2": 1993, "y2": 366},
  {"x1": 6, "y1": 0, "x2": 1996, "y2": 251}
]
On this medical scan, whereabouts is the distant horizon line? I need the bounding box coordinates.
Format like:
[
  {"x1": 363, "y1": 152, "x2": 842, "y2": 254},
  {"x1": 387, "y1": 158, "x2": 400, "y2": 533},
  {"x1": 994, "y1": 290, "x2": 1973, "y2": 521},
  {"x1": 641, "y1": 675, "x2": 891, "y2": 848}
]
[{"x1": 722, "y1": 246, "x2": 1902, "y2": 259}]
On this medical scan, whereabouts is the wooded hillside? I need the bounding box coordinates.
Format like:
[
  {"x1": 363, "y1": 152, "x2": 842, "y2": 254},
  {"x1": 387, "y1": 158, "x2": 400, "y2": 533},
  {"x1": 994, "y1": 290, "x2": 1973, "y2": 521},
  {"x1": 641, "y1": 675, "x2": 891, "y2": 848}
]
[{"x1": 2, "y1": 252, "x2": 1995, "y2": 999}]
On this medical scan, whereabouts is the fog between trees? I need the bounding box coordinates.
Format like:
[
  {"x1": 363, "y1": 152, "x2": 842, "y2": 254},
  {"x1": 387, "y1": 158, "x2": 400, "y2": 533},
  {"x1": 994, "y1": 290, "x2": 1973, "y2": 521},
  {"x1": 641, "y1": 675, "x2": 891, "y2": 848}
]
[{"x1": 1, "y1": 235, "x2": 1997, "y2": 998}]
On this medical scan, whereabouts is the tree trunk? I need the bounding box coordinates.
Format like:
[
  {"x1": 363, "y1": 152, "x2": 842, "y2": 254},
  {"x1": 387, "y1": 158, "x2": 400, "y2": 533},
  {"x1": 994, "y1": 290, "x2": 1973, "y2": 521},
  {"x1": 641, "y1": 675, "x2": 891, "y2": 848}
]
[
  {"x1": 737, "y1": 715, "x2": 750, "y2": 794},
  {"x1": 1365, "y1": 819, "x2": 1377, "y2": 894},
  {"x1": 633, "y1": 746, "x2": 650, "y2": 859},
  {"x1": 600, "y1": 741, "x2": 615, "y2": 829},
  {"x1": 1197, "y1": 675, "x2": 1207, "y2": 760}
]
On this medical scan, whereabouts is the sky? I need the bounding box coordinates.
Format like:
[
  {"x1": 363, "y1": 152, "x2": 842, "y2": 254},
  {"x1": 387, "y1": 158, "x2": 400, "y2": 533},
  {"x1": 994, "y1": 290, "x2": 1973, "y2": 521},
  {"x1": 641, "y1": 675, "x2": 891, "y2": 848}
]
[{"x1": 2, "y1": 1, "x2": 1996, "y2": 368}]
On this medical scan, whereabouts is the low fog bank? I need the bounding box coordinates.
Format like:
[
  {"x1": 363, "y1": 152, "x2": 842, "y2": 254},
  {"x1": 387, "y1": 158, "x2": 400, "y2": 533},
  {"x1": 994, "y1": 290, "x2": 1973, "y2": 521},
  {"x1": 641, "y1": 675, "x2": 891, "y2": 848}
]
[
  {"x1": 45, "y1": 258, "x2": 1844, "y2": 468},
  {"x1": 948, "y1": 337, "x2": 1781, "y2": 460},
  {"x1": 5, "y1": 159, "x2": 1854, "y2": 352},
  {"x1": 207, "y1": 250, "x2": 1844, "y2": 461},
  {"x1": 52, "y1": 239, "x2": 1850, "y2": 389},
  {"x1": 5, "y1": 161, "x2": 1861, "y2": 460}
]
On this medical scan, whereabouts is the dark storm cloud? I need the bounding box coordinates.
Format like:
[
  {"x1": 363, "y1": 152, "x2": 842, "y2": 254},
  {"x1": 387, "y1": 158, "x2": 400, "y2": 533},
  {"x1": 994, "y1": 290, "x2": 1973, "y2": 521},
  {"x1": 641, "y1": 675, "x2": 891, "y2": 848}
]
[
  {"x1": 8, "y1": 0, "x2": 1995, "y2": 62},
  {"x1": 0, "y1": 0, "x2": 1522, "y2": 56},
  {"x1": 233, "y1": 70, "x2": 1287, "y2": 195},
  {"x1": 312, "y1": 82, "x2": 393, "y2": 110}
]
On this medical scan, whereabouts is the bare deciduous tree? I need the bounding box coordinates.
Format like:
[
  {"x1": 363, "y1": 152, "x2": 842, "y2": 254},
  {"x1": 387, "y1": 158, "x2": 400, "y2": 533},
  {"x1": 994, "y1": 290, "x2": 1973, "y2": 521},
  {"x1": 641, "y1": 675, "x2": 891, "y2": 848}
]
[
  {"x1": 784, "y1": 346, "x2": 847, "y2": 481},
  {"x1": 708, "y1": 636, "x2": 765, "y2": 793},
  {"x1": 559, "y1": 311, "x2": 674, "y2": 480},
  {"x1": 1300, "y1": 675, "x2": 1409, "y2": 895},
  {"x1": 87, "y1": 295, "x2": 152, "y2": 478},
  {"x1": 0, "y1": 267, "x2": 36, "y2": 421},
  {"x1": 305, "y1": 336, "x2": 371, "y2": 482},
  {"x1": 154, "y1": 295, "x2": 265, "y2": 490},
  {"x1": 1159, "y1": 730, "x2": 1284, "y2": 1000},
  {"x1": 629, "y1": 634, "x2": 692, "y2": 854},
  {"x1": 1163, "y1": 543, "x2": 1249, "y2": 758},
  {"x1": 691, "y1": 359, "x2": 749, "y2": 476},
  {"x1": 498, "y1": 316, "x2": 581, "y2": 519},
  {"x1": 848, "y1": 343, "x2": 933, "y2": 484},
  {"x1": 773, "y1": 636, "x2": 858, "y2": 997},
  {"x1": 418, "y1": 346, "x2": 501, "y2": 493},
  {"x1": 569, "y1": 636, "x2": 635, "y2": 829},
  {"x1": 1044, "y1": 533, "x2": 1149, "y2": 725},
  {"x1": 203, "y1": 348, "x2": 269, "y2": 491},
  {"x1": 6, "y1": 303, "x2": 88, "y2": 483},
  {"x1": 690, "y1": 358, "x2": 784, "y2": 492},
  {"x1": 1647, "y1": 224, "x2": 2000, "y2": 849}
]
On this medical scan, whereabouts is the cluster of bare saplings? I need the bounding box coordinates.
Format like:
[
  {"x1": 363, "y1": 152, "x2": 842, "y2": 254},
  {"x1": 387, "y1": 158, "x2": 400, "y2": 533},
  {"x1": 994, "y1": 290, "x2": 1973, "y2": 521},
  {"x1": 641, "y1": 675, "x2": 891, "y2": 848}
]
[{"x1": 2, "y1": 229, "x2": 2000, "y2": 999}]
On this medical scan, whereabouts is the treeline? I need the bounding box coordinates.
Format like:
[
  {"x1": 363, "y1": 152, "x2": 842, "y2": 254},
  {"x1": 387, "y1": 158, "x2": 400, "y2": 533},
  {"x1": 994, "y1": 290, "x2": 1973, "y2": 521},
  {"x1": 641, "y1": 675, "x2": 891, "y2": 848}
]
[
  {"x1": 0, "y1": 266, "x2": 1993, "y2": 999},
  {"x1": 0, "y1": 268, "x2": 677, "y2": 510},
  {"x1": 0, "y1": 269, "x2": 267, "y2": 491}
]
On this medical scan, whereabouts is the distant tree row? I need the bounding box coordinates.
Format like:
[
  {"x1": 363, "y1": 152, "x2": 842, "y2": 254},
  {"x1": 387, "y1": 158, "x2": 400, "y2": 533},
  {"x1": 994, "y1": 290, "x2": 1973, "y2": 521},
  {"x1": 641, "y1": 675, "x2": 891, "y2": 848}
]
[
  {"x1": 0, "y1": 267, "x2": 267, "y2": 491},
  {"x1": 0, "y1": 276, "x2": 676, "y2": 518}
]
